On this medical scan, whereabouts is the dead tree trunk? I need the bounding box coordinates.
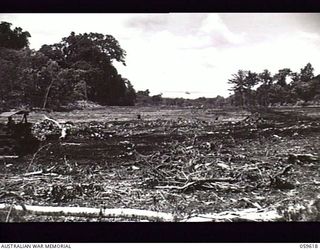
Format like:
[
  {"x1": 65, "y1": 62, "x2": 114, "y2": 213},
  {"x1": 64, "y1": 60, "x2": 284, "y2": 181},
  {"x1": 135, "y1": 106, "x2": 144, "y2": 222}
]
[{"x1": 43, "y1": 81, "x2": 53, "y2": 109}]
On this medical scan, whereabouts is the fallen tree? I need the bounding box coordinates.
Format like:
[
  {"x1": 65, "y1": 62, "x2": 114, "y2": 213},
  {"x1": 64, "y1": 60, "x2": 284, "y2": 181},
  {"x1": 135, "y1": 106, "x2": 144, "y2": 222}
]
[
  {"x1": 0, "y1": 203, "x2": 175, "y2": 222},
  {"x1": 0, "y1": 203, "x2": 283, "y2": 222}
]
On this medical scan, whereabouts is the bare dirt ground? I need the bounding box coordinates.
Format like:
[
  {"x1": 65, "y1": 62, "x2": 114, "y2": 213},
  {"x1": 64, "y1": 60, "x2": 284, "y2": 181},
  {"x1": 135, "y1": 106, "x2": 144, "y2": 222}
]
[{"x1": 0, "y1": 106, "x2": 320, "y2": 222}]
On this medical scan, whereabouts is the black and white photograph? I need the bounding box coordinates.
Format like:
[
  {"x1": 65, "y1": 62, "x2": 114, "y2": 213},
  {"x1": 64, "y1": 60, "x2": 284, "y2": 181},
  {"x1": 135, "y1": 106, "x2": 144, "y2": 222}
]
[{"x1": 0, "y1": 13, "x2": 320, "y2": 227}]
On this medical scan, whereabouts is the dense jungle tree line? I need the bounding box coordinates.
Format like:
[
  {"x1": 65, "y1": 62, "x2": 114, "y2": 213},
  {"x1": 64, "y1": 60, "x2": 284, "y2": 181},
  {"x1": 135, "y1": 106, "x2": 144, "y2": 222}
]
[
  {"x1": 1, "y1": 21, "x2": 320, "y2": 110},
  {"x1": 228, "y1": 64, "x2": 320, "y2": 107},
  {"x1": 133, "y1": 64, "x2": 320, "y2": 108},
  {"x1": 0, "y1": 22, "x2": 136, "y2": 110}
]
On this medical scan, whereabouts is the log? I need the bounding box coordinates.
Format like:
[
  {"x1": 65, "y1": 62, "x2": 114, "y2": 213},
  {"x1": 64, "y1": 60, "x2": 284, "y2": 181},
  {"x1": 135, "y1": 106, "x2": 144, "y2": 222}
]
[
  {"x1": 183, "y1": 208, "x2": 282, "y2": 222},
  {"x1": 288, "y1": 153, "x2": 319, "y2": 164},
  {"x1": 0, "y1": 204, "x2": 175, "y2": 222},
  {"x1": 0, "y1": 156, "x2": 19, "y2": 160},
  {"x1": 0, "y1": 203, "x2": 283, "y2": 222},
  {"x1": 23, "y1": 170, "x2": 43, "y2": 176},
  {"x1": 155, "y1": 178, "x2": 237, "y2": 192}
]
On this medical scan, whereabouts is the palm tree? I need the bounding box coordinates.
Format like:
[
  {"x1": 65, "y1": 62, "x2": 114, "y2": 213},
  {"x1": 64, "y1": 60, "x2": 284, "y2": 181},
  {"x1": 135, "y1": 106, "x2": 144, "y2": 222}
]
[{"x1": 228, "y1": 70, "x2": 248, "y2": 108}]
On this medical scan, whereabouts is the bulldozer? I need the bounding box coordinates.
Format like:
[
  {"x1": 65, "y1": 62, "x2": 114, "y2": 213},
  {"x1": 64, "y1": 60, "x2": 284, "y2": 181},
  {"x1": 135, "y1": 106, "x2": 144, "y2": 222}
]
[{"x1": 0, "y1": 110, "x2": 40, "y2": 158}]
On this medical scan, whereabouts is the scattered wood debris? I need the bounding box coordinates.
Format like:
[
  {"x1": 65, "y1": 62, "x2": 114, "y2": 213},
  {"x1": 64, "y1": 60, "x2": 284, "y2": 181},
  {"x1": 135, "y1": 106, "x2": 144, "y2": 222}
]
[{"x1": 1, "y1": 107, "x2": 320, "y2": 222}]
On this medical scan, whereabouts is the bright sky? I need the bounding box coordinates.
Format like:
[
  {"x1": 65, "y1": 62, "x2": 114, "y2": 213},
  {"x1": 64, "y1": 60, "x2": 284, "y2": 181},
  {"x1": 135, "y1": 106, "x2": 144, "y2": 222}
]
[{"x1": 1, "y1": 13, "x2": 320, "y2": 98}]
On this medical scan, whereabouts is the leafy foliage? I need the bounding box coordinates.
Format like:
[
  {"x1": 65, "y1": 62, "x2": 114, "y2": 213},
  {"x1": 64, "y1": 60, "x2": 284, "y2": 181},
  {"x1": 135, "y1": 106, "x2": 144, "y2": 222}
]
[
  {"x1": 0, "y1": 26, "x2": 137, "y2": 110},
  {"x1": 228, "y1": 70, "x2": 259, "y2": 107},
  {"x1": 229, "y1": 63, "x2": 320, "y2": 107},
  {"x1": 39, "y1": 32, "x2": 134, "y2": 106},
  {"x1": 0, "y1": 22, "x2": 31, "y2": 50}
]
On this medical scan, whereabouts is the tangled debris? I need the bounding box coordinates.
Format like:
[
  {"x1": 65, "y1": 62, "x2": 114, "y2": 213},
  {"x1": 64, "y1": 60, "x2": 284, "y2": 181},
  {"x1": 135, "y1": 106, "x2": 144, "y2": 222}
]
[
  {"x1": 1, "y1": 107, "x2": 320, "y2": 222},
  {"x1": 31, "y1": 115, "x2": 73, "y2": 141}
]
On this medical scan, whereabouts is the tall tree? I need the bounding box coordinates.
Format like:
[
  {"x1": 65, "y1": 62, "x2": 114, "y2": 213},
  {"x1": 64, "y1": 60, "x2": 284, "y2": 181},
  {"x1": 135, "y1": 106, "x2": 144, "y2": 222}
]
[
  {"x1": 228, "y1": 70, "x2": 248, "y2": 107},
  {"x1": 41, "y1": 61, "x2": 60, "y2": 109},
  {"x1": 273, "y1": 68, "x2": 292, "y2": 87},
  {"x1": 299, "y1": 63, "x2": 314, "y2": 82},
  {"x1": 244, "y1": 71, "x2": 259, "y2": 106},
  {"x1": 256, "y1": 69, "x2": 273, "y2": 106},
  {"x1": 289, "y1": 63, "x2": 315, "y2": 104},
  {"x1": 228, "y1": 70, "x2": 260, "y2": 107},
  {"x1": 39, "y1": 32, "x2": 135, "y2": 106},
  {"x1": 39, "y1": 32, "x2": 126, "y2": 68},
  {"x1": 245, "y1": 71, "x2": 259, "y2": 88},
  {"x1": 0, "y1": 22, "x2": 31, "y2": 50},
  {"x1": 122, "y1": 79, "x2": 136, "y2": 106},
  {"x1": 259, "y1": 69, "x2": 273, "y2": 85},
  {"x1": 0, "y1": 47, "x2": 24, "y2": 106}
]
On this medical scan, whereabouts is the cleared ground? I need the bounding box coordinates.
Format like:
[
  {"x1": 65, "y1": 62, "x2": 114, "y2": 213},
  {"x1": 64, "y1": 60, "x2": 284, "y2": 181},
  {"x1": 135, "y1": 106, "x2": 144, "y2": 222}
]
[{"x1": 0, "y1": 106, "x2": 320, "y2": 221}]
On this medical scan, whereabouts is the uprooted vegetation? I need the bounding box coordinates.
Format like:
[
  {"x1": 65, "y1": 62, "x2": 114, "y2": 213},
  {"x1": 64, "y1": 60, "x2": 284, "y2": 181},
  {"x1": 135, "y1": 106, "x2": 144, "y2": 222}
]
[{"x1": 0, "y1": 106, "x2": 320, "y2": 222}]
